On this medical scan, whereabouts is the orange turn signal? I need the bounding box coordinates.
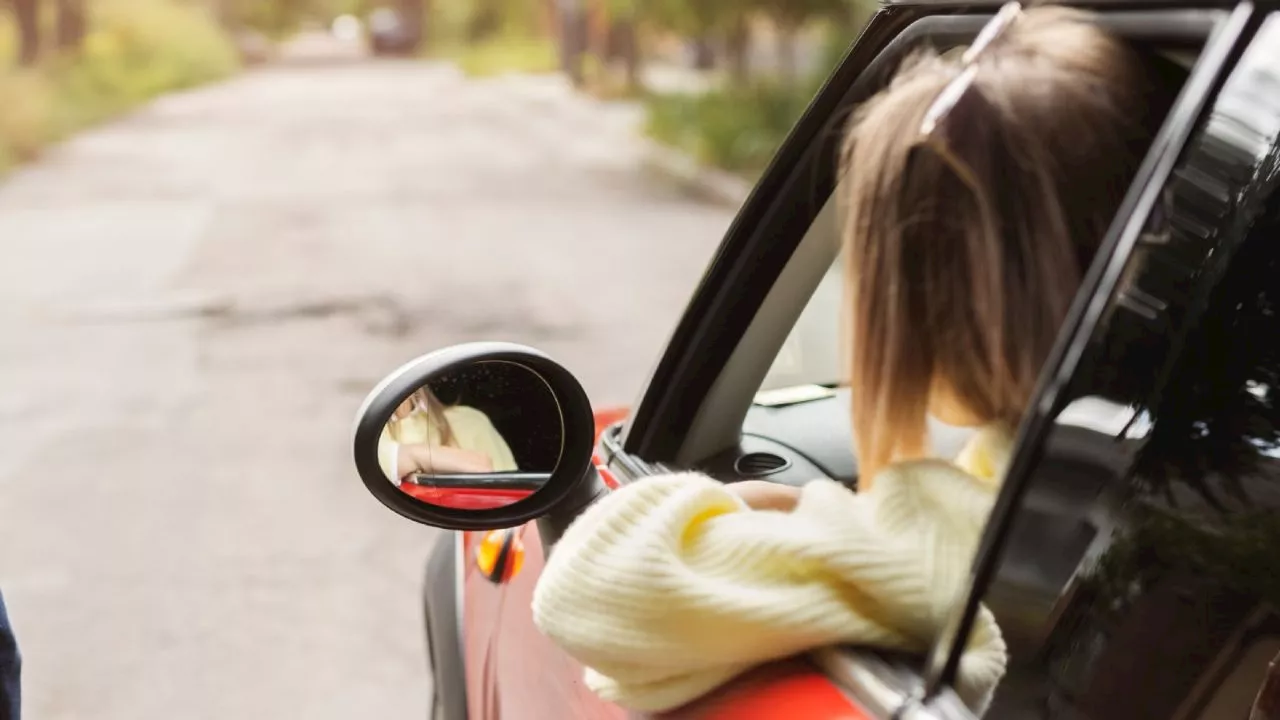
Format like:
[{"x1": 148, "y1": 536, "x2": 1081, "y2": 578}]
[{"x1": 475, "y1": 529, "x2": 525, "y2": 584}]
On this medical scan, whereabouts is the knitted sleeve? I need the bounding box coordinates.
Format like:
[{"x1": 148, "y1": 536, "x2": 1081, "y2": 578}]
[
  {"x1": 531, "y1": 466, "x2": 1006, "y2": 713},
  {"x1": 376, "y1": 426, "x2": 400, "y2": 484},
  {"x1": 446, "y1": 406, "x2": 519, "y2": 472}
]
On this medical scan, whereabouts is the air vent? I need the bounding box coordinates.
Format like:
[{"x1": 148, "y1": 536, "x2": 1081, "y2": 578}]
[{"x1": 734, "y1": 452, "x2": 791, "y2": 477}]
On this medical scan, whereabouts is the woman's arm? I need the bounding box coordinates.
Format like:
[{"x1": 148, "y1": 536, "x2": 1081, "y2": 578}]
[
  {"x1": 399, "y1": 443, "x2": 495, "y2": 475},
  {"x1": 726, "y1": 481, "x2": 801, "y2": 512},
  {"x1": 531, "y1": 467, "x2": 1006, "y2": 714}
]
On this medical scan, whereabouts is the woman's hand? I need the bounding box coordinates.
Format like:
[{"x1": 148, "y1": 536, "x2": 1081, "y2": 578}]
[{"x1": 727, "y1": 481, "x2": 801, "y2": 512}]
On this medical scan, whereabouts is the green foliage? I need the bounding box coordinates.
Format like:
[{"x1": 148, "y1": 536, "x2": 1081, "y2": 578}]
[
  {"x1": 640, "y1": 0, "x2": 863, "y2": 35},
  {"x1": 425, "y1": 0, "x2": 476, "y2": 50},
  {"x1": 427, "y1": 0, "x2": 554, "y2": 75},
  {"x1": 0, "y1": 0, "x2": 238, "y2": 174},
  {"x1": 644, "y1": 0, "x2": 735, "y2": 35},
  {"x1": 0, "y1": 68, "x2": 55, "y2": 165},
  {"x1": 428, "y1": 0, "x2": 546, "y2": 49},
  {"x1": 454, "y1": 36, "x2": 558, "y2": 77},
  {"x1": 53, "y1": 0, "x2": 239, "y2": 125},
  {"x1": 224, "y1": 0, "x2": 311, "y2": 39},
  {"x1": 645, "y1": 79, "x2": 816, "y2": 178},
  {"x1": 0, "y1": 15, "x2": 15, "y2": 67},
  {"x1": 640, "y1": 0, "x2": 876, "y2": 178}
]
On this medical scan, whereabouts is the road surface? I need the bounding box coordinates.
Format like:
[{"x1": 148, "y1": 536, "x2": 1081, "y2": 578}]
[{"x1": 0, "y1": 57, "x2": 730, "y2": 719}]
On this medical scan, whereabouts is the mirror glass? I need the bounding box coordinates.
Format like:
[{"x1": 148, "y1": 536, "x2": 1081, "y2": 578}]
[{"x1": 377, "y1": 361, "x2": 564, "y2": 510}]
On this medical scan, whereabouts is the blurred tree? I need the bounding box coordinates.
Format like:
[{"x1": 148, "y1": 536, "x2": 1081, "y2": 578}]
[
  {"x1": 644, "y1": 0, "x2": 731, "y2": 42},
  {"x1": 219, "y1": 0, "x2": 342, "y2": 39},
  {"x1": 610, "y1": 13, "x2": 639, "y2": 88},
  {"x1": 55, "y1": 0, "x2": 84, "y2": 50},
  {"x1": 466, "y1": 0, "x2": 500, "y2": 40},
  {"x1": 400, "y1": 0, "x2": 426, "y2": 50},
  {"x1": 594, "y1": 0, "x2": 639, "y2": 88},
  {"x1": 555, "y1": 0, "x2": 587, "y2": 85},
  {"x1": 634, "y1": 0, "x2": 869, "y2": 83},
  {"x1": 754, "y1": 0, "x2": 855, "y2": 80},
  {"x1": 12, "y1": 0, "x2": 40, "y2": 65},
  {"x1": 725, "y1": 15, "x2": 749, "y2": 84}
]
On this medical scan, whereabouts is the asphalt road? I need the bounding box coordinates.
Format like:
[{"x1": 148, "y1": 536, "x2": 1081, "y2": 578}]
[{"x1": 0, "y1": 57, "x2": 729, "y2": 719}]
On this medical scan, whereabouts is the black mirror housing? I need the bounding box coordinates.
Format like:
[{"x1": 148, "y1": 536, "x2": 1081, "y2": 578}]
[{"x1": 352, "y1": 342, "x2": 606, "y2": 536}]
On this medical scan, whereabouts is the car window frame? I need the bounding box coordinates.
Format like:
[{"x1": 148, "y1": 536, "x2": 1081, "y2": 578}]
[{"x1": 921, "y1": 1, "x2": 1255, "y2": 701}]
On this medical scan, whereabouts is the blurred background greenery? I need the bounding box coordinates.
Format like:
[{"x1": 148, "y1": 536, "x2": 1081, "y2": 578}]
[
  {"x1": 0, "y1": 0, "x2": 238, "y2": 173},
  {"x1": 0, "y1": 0, "x2": 875, "y2": 177}
]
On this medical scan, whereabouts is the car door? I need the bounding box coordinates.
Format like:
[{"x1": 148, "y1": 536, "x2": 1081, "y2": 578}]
[
  {"x1": 919, "y1": 8, "x2": 1280, "y2": 718},
  {"x1": 475, "y1": 2, "x2": 1235, "y2": 719}
]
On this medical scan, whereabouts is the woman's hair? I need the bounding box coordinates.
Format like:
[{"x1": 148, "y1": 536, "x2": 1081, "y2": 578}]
[
  {"x1": 841, "y1": 6, "x2": 1180, "y2": 481},
  {"x1": 394, "y1": 387, "x2": 457, "y2": 447}
]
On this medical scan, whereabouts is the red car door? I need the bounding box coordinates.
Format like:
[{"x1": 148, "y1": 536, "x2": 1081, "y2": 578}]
[
  {"x1": 459, "y1": 407, "x2": 882, "y2": 720},
  {"x1": 474, "y1": 524, "x2": 628, "y2": 720},
  {"x1": 464, "y1": 524, "x2": 877, "y2": 720},
  {"x1": 461, "y1": 407, "x2": 631, "y2": 719}
]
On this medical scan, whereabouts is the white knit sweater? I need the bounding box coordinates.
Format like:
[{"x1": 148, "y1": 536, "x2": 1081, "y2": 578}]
[{"x1": 531, "y1": 428, "x2": 1012, "y2": 714}]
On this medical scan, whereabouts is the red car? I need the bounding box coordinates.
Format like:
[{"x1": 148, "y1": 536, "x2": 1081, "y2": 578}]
[{"x1": 352, "y1": 1, "x2": 1280, "y2": 718}]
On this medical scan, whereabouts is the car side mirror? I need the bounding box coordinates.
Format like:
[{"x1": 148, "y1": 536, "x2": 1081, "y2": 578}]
[{"x1": 352, "y1": 342, "x2": 608, "y2": 547}]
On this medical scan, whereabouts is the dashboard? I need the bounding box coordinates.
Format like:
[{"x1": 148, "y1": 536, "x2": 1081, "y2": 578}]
[{"x1": 694, "y1": 388, "x2": 977, "y2": 490}]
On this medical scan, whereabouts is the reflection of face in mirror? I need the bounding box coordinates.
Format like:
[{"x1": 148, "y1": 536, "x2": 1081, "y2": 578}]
[{"x1": 375, "y1": 361, "x2": 564, "y2": 510}]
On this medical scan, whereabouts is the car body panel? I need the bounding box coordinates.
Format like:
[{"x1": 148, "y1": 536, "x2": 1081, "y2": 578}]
[
  {"x1": 457, "y1": 525, "x2": 611, "y2": 718},
  {"x1": 453, "y1": 408, "x2": 634, "y2": 719},
  {"x1": 404, "y1": 485, "x2": 535, "y2": 509},
  {"x1": 653, "y1": 660, "x2": 875, "y2": 720}
]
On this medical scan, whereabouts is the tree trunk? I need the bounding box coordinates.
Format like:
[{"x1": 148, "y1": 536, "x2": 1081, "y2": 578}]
[
  {"x1": 691, "y1": 36, "x2": 714, "y2": 70},
  {"x1": 399, "y1": 0, "x2": 425, "y2": 53},
  {"x1": 602, "y1": 17, "x2": 640, "y2": 92},
  {"x1": 211, "y1": 0, "x2": 239, "y2": 33},
  {"x1": 776, "y1": 25, "x2": 798, "y2": 82},
  {"x1": 55, "y1": 0, "x2": 85, "y2": 51},
  {"x1": 467, "y1": 0, "x2": 502, "y2": 42},
  {"x1": 726, "y1": 17, "x2": 750, "y2": 87},
  {"x1": 14, "y1": 0, "x2": 40, "y2": 66},
  {"x1": 587, "y1": 0, "x2": 608, "y2": 76},
  {"x1": 555, "y1": 0, "x2": 587, "y2": 87},
  {"x1": 615, "y1": 19, "x2": 640, "y2": 92}
]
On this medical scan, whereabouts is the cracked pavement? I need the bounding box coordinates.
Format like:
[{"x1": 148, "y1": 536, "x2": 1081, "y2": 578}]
[{"x1": 0, "y1": 57, "x2": 730, "y2": 719}]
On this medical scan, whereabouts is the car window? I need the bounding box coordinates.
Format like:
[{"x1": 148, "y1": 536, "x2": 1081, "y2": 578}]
[
  {"x1": 944, "y1": 20, "x2": 1280, "y2": 719},
  {"x1": 759, "y1": 257, "x2": 842, "y2": 394}
]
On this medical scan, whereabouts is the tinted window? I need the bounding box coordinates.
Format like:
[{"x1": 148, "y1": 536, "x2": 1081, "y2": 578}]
[{"x1": 958, "y1": 19, "x2": 1280, "y2": 719}]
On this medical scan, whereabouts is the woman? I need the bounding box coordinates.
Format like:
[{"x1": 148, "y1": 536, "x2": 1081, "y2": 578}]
[
  {"x1": 532, "y1": 5, "x2": 1180, "y2": 715},
  {"x1": 377, "y1": 386, "x2": 517, "y2": 486}
]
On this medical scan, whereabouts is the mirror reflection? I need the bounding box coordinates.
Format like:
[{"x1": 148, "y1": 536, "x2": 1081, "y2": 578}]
[{"x1": 377, "y1": 360, "x2": 564, "y2": 510}]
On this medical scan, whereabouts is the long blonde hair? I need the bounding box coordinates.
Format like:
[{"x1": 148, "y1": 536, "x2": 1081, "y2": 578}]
[
  {"x1": 841, "y1": 7, "x2": 1177, "y2": 481},
  {"x1": 391, "y1": 387, "x2": 457, "y2": 448}
]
